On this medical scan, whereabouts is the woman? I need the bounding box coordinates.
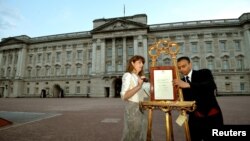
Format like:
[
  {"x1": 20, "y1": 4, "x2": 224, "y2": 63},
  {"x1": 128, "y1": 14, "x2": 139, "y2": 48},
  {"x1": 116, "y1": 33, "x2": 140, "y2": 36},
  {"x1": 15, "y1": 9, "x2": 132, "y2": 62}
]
[{"x1": 120, "y1": 55, "x2": 150, "y2": 141}]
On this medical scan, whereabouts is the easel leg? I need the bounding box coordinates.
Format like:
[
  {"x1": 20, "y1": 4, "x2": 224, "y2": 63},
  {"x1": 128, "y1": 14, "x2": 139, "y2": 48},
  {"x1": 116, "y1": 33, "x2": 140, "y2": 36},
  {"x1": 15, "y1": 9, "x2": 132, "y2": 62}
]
[
  {"x1": 147, "y1": 109, "x2": 153, "y2": 141},
  {"x1": 165, "y1": 112, "x2": 173, "y2": 141},
  {"x1": 182, "y1": 111, "x2": 191, "y2": 141},
  {"x1": 169, "y1": 112, "x2": 174, "y2": 141}
]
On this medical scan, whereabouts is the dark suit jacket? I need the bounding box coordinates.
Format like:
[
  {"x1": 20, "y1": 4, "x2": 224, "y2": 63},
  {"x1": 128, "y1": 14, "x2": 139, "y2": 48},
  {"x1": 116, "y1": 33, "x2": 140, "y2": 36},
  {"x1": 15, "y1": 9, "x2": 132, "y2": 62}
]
[{"x1": 182, "y1": 69, "x2": 221, "y2": 116}]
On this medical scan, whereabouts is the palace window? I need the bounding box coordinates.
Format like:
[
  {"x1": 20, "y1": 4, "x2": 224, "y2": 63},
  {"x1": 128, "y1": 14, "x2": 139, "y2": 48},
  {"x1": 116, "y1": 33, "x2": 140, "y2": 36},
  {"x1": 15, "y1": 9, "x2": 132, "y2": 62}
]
[
  {"x1": 225, "y1": 83, "x2": 231, "y2": 91},
  {"x1": 14, "y1": 54, "x2": 18, "y2": 64},
  {"x1": 127, "y1": 46, "x2": 134, "y2": 58},
  {"x1": 65, "y1": 66, "x2": 71, "y2": 76},
  {"x1": 55, "y1": 67, "x2": 60, "y2": 76},
  {"x1": 117, "y1": 47, "x2": 123, "y2": 57},
  {"x1": 191, "y1": 42, "x2": 198, "y2": 53},
  {"x1": 37, "y1": 54, "x2": 42, "y2": 63},
  {"x1": 234, "y1": 40, "x2": 241, "y2": 51},
  {"x1": 47, "y1": 53, "x2": 51, "y2": 63},
  {"x1": 207, "y1": 57, "x2": 214, "y2": 70},
  {"x1": 77, "y1": 51, "x2": 82, "y2": 61},
  {"x1": 56, "y1": 52, "x2": 61, "y2": 62},
  {"x1": 88, "y1": 63, "x2": 92, "y2": 75},
  {"x1": 8, "y1": 55, "x2": 12, "y2": 64},
  {"x1": 76, "y1": 66, "x2": 82, "y2": 75},
  {"x1": 36, "y1": 68, "x2": 40, "y2": 77},
  {"x1": 192, "y1": 57, "x2": 200, "y2": 70},
  {"x1": 2, "y1": 56, "x2": 6, "y2": 65},
  {"x1": 222, "y1": 56, "x2": 230, "y2": 70},
  {"x1": 45, "y1": 67, "x2": 50, "y2": 76},
  {"x1": 29, "y1": 55, "x2": 33, "y2": 64},
  {"x1": 205, "y1": 41, "x2": 212, "y2": 53},
  {"x1": 236, "y1": 56, "x2": 244, "y2": 70},
  {"x1": 240, "y1": 83, "x2": 245, "y2": 91},
  {"x1": 35, "y1": 87, "x2": 39, "y2": 94},
  {"x1": 178, "y1": 42, "x2": 185, "y2": 54},
  {"x1": 27, "y1": 69, "x2": 31, "y2": 77},
  {"x1": 7, "y1": 67, "x2": 11, "y2": 77},
  {"x1": 106, "y1": 47, "x2": 112, "y2": 60},
  {"x1": 65, "y1": 87, "x2": 69, "y2": 94},
  {"x1": 106, "y1": 61, "x2": 112, "y2": 72},
  {"x1": 219, "y1": 40, "x2": 227, "y2": 52},
  {"x1": 76, "y1": 86, "x2": 80, "y2": 93},
  {"x1": 116, "y1": 61, "x2": 122, "y2": 72},
  {"x1": 67, "y1": 51, "x2": 72, "y2": 61}
]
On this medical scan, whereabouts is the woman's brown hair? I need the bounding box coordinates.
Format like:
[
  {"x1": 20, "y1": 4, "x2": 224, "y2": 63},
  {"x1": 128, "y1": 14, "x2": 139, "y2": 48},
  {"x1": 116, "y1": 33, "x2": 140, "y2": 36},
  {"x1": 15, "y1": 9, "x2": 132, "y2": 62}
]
[{"x1": 126, "y1": 55, "x2": 145, "y2": 76}]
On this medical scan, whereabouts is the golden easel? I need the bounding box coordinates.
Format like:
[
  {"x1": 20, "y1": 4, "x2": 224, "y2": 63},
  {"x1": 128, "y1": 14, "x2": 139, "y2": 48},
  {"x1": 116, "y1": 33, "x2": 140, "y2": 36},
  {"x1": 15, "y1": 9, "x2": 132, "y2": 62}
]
[{"x1": 139, "y1": 39, "x2": 196, "y2": 141}]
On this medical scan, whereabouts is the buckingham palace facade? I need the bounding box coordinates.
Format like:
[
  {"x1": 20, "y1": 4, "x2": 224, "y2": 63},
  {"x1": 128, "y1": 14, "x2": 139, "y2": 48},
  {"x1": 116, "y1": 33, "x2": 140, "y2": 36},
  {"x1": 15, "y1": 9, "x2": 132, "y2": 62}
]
[{"x1": 0, "y1": 13, "x2": 250, "y2": 98}]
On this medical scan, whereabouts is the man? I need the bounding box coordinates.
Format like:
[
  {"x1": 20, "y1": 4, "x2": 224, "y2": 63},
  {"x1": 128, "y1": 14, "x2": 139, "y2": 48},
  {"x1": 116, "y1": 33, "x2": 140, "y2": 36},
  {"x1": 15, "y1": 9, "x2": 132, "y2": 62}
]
[{"x1": 174, "y1": 56, "x2": 223, "y2": 141}]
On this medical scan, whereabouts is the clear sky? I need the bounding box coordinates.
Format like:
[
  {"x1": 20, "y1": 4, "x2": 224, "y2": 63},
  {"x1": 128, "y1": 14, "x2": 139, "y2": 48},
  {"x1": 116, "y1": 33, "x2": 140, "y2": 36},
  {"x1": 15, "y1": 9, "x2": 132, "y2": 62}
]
[{"x1": 0, "y1": 0, "x2": 249, "y2": 40}]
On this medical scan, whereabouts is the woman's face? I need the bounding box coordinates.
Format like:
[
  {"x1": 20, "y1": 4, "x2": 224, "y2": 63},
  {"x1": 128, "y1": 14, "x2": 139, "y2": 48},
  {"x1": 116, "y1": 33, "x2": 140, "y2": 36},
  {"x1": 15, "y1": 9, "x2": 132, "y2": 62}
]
[{"x1": 132, "y1": 59, "x2": 144, "y2": 74}]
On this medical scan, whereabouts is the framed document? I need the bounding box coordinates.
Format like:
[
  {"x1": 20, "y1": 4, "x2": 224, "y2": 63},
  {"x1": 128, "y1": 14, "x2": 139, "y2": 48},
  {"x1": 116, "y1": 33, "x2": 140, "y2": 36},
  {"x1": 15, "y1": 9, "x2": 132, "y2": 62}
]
[{"x1": 150, "y1": 66, "x2": 177, "y2": 101}]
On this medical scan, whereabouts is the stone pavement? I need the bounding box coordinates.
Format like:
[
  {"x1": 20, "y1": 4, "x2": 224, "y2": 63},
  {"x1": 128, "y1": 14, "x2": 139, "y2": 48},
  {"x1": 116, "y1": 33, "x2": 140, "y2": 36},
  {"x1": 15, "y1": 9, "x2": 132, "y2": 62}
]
[{"x1": 0, "y1": 96, "x2": 250, "y2": 141}]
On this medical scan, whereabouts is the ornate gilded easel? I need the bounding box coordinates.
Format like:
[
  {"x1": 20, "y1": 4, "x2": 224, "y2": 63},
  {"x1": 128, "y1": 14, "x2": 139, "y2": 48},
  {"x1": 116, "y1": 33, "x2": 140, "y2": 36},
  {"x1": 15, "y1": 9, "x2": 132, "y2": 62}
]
[{"x1": 139, "y1": 39, "x2": 196, "y2": 141}]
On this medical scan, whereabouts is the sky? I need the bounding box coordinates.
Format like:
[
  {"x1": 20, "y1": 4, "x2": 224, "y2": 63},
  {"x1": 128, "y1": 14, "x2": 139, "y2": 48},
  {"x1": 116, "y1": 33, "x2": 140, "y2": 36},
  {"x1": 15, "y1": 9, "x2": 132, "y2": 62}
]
[{"x1": 0, "y1": 0, "x2": 250, "y2": 40}]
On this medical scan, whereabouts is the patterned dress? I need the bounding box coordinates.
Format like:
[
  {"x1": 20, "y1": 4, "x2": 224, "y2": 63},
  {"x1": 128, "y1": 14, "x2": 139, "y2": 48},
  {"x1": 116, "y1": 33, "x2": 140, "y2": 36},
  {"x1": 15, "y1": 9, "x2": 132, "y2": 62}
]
[{"x1": 120, "y1": 72, "x2": 150, "y2": 141}]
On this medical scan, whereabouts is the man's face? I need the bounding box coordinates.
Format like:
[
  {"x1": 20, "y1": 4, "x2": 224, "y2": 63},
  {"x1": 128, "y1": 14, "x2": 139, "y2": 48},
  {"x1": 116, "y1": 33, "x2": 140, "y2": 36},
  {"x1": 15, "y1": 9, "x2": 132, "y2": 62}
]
[{"x1": 177, "y1": 59, "x2": 192, "y2": 75}]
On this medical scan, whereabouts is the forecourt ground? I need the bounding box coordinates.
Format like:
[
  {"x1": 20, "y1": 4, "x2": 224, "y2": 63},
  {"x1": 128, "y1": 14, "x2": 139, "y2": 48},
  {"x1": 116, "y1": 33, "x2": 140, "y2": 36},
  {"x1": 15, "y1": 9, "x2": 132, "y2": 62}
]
[{"x1": 0, "y1": 96, "x2": 249, "y2": 141}]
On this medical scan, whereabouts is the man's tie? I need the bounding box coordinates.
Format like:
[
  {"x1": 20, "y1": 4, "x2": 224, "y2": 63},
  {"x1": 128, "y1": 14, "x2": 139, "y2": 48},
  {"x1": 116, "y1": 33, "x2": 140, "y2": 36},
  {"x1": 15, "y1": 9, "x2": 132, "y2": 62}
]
[{"x1": 185, "y1": 76, "x2": 191, "y2": 83}]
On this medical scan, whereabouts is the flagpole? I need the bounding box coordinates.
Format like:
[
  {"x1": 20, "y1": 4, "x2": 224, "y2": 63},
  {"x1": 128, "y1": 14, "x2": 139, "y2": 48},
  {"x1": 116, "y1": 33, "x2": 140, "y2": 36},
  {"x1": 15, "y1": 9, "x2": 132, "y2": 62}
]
[{"x1": 123, "y1": 4, "x2": 125, "y2": 17}]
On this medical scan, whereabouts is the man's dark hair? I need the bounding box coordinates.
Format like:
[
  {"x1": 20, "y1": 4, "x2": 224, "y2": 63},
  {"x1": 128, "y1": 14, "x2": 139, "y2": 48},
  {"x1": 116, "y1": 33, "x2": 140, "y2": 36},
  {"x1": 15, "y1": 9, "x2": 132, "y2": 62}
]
[{"x1": 177, "y1": 56, "x2": 191, "y2": 63}]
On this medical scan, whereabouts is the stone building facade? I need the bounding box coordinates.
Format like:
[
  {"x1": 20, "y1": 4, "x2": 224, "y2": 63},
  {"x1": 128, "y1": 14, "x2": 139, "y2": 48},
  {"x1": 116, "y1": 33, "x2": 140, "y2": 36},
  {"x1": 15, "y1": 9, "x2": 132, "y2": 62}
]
[{"x1": 0, "y1": 13, "x2": 250, "y2": 98}]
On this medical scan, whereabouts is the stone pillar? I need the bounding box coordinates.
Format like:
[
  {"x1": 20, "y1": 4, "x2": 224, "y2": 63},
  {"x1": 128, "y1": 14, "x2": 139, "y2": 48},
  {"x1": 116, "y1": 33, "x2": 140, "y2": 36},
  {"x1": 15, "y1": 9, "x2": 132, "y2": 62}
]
[
  {"x1": 133, "y1": 36, "x2": 138, "y2": 55},
  {"x1": 95, "y1": 39, "x2": 101, "y2": 74},
  {"x1": 123, "y1": 37, "x2": 127, "y2": 71},
  {"x1": 16, "y1": 47, "x2": 27, "y2": 79},
  {"x1": 242, "y1": 25, "x2": 250, "y2": 68},
  {"x1": 100, "y1": 39, "x2": 106, "y2": 74},
  {"x1": 92, "y1": 39, "x2": 97, "y2": 74},
  {"x1": 142, "y1": 35, "x2": 149, "y2": 71},
  {"x1": 0, "y1": 52, "x2": 3, "y2": 76},
  {"x1": 4, "y1": 52, "x2": 8, "y2": 76},
  {"x1": 10, "y1": 51, "x2": 15, "y2": 78},
  {"x1": 112, "y1": 38, "x2": 116, "y2": 72}
]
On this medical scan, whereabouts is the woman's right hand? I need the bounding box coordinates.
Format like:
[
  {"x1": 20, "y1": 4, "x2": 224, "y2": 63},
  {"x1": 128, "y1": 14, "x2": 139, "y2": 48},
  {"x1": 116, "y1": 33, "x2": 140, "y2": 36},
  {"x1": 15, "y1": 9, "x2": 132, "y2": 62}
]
[{"x1": 137, "y1": 78, "x2": 144, "y2": 87}]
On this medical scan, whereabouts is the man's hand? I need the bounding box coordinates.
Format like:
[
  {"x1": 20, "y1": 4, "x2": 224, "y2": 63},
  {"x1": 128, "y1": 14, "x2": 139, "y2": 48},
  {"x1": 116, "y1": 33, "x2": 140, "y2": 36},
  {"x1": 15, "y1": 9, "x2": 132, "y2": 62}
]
[{"x1": 173, "y1": 79, "x2": 190, "y2": 88}]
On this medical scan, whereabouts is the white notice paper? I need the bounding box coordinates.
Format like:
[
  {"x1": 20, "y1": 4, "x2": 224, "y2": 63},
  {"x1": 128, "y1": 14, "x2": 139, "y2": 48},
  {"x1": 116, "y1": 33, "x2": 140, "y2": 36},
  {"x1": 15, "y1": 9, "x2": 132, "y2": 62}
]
[{"x1": 154, "y1": 70, "x2": 174, "y2": 100}]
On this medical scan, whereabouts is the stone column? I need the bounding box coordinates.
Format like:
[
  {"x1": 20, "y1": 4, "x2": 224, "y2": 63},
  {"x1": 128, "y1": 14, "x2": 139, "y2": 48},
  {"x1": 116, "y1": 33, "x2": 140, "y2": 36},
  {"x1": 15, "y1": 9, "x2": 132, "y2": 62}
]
[
  {"x1": 95, "y1": 39, "x2": 101, "y2": 74},
  {"x1": 123, "y1": 37, "x2": 127, "y2": 71},
  {"x1": 0, "y1": 52, "x2": 3, "y2": 76},
  {"x1": 243, "y1": 25, "x2": 250, "y2": 68},
  {"x1": 142, "y1": 35, "x2": 149, "y2": 71},
  {"x1": 100, "y1": 39, "x2": 106, "y2": 74},
  {"x1": 112, "y1": 38, "x2": 116, "y2": 72},
  {"x1": 10, "y1": 51, "x2": 15, "y2": 77},
  {"x1": 133, "y1": 36, "x2": 138, "y2": 55},
  {"x1": 4, "y1": 52, "x2": 9, "y2": 76},
  {"x1": 92, "y1": 39, "x2": 97, "y2": 74},
  {"x1": 16, "y1": 47, "x2": 27, "y2": 79}
]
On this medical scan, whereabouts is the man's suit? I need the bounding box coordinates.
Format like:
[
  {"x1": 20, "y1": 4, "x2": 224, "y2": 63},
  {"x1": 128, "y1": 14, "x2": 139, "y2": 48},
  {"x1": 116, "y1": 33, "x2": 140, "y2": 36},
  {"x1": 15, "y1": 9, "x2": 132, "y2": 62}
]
[{"x1": 182, "y1": 69, "x2": 224, "y2": 141}]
